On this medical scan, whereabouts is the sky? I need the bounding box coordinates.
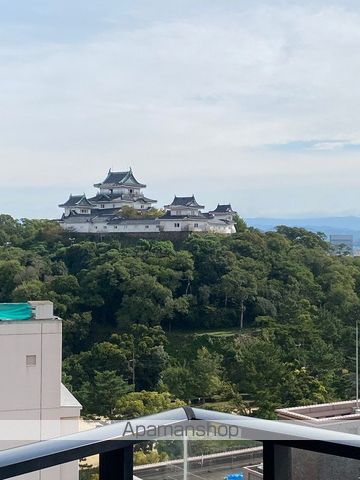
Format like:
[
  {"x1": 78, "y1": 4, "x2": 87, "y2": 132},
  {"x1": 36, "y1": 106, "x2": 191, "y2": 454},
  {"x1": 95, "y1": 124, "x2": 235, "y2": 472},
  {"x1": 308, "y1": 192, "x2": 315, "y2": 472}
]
[{"x1": 1, "y1": 0, "x2": 360, "y2": 218}]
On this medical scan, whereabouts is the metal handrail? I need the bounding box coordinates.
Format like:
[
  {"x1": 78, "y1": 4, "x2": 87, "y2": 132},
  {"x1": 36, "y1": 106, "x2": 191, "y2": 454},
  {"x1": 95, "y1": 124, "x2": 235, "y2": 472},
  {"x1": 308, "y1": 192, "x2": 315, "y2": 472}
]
[
  {"x1": 0, "y1": 406, "x2": 359, "y2": 479},
  {"x1": 0, "y1": 408, "x2": 189, "y2": 479},
  {"x1": 192, "y1": 408, "x2": 360, "y2": 444}
]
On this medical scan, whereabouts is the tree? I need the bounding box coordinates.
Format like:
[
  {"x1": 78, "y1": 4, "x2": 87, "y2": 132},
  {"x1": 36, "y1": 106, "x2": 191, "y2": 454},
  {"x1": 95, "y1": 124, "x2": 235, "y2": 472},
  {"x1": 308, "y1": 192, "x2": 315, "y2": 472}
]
[
  {"x1": 283, "y1": 367, "x2": 329, "y2": 407},
  {"x1": 0, "y1": 214, "x2": 22, "y2": 245},
  {"x1": 1, "y1": 214, "x2": 360, "y2": 420},
  {"x1": 0, "y1": 260, "x2": 24, "y2": 301},
  {"x1": 276, "y1": 226, "x2": 328, "y2": 250},
  {"x1": 142, "y1": 208, "x2": 166, "y2": 219},
  {"x1": 134, "y1": 449, "x2": 168, "y2": 465},
  {"x1": 162, "y1": 365, "x2": 193, "y2": 400},
  {"x1": 219, "y1": 267, "x2": 257, "y2": 328},
  {"x1": 162, "y1": 348, "x2": 224, "y2": 402},
  {"x1": 62, "y1": 312, "x2": 92, "y2": 356},
  {"x1": 118, "y1": 206, "x2": 165, "y2": 219},
  {"x1": 118, "y1": 274, "x2": 173, "y2": 327},
  {"x1": 118, "y1": 206, "x2": 140, "y2": 219},
  {"x1": 228, "y1": 337, "x2": 287, "y2": 418},
  {"x1": 58, "y1": 242, "x2": 97, "y2": 274},
  {"x1": 115, "y1": 391, "x2": 184, "y2": 419},
  {"x1": 233, "y1": 214, "x2": 247, "y2": 233},
  {"x1": 110, "y1": 325, "x2": 169, "y2": 390},
  {"x1": 90, "y1": 342, "x2": 130, "y2": 377},
  {"x1": 88, "y1": 371, "x2": 131, "y2": 418},
  {"x1": 191, "y1": 347, "x2": 224, "y2": 399},
  {"x1": 12, "y1": 280, "x2": 46, "y2": 302}
]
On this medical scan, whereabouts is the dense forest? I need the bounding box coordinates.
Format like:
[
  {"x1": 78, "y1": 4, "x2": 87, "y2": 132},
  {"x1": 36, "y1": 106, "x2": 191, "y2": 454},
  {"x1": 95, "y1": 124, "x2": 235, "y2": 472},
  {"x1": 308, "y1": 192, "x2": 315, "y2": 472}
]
[{"x1": 0, "y1": 214, "x2": 358, "y2": 424}]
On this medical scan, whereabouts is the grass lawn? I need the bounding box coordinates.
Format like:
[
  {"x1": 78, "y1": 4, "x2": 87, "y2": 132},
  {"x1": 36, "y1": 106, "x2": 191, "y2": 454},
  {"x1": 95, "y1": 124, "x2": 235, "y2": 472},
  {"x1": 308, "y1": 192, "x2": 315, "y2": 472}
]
[
  {"x1": 193, "y1": 327, "x2": 240, "y2": 337},
  {"x1": 165, "y1": 327, "x2": 251, "y2": 359}
]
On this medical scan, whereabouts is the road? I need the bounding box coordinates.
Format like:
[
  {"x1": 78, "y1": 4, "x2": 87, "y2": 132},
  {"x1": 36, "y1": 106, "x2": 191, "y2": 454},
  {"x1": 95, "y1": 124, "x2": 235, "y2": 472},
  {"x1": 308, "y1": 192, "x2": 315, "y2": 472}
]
[
  {"x1": 135, "y1": 447, "x2": 262, "y2": 480},
  {"x1": 137, "y1": 465, "x2": 245, "y2": 480}
]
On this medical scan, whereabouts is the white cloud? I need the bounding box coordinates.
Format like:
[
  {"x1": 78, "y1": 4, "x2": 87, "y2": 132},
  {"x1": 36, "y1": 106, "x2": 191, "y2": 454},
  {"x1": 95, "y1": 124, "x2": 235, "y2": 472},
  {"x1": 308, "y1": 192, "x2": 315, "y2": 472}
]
[{"x1": 1, "y1": 2, "x2": 360, "y2": 216}]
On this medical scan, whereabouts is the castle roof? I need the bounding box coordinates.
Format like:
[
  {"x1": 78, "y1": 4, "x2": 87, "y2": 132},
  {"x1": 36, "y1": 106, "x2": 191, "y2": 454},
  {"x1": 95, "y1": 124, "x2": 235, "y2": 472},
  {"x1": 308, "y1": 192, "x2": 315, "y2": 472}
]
[
  {"x1": 165, "y1": 195, "x2": 204, "y2": 209},
  {"x1": 136, "y1": 196, "x2": 157, "y2": 203},
  {"x1": 88, "y1": 193, "x2": 112, "y2": 202},
  {"x1": 94, "y1": 168, "x2": 146, "y2": 188},
  {"x1": 89, "y1": 193, "x2": 156, "y2": 204},
  {"x1": 210, "y1": 204, "x2": 234, "y2": 213},
  {"x1": 59, "y1": 195, "x2": 93, "y2": 208}
]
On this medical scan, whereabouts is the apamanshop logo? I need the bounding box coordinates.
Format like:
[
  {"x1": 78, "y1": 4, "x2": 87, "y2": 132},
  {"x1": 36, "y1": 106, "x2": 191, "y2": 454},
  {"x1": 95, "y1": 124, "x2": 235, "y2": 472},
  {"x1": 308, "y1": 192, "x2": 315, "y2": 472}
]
[
  {"x1": 122, "y1": 420, "x2": 242, "y2": 440},
  {"x1": 0, "y1": 418, "x2": 350, "y2": 442}
]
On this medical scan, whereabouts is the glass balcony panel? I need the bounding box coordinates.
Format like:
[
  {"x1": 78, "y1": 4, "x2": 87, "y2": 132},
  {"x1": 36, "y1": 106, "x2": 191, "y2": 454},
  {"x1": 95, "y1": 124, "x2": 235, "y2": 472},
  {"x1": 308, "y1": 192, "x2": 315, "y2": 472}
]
[{"x1": 135, "y1": 439, "x2": 262, "y2": 480}]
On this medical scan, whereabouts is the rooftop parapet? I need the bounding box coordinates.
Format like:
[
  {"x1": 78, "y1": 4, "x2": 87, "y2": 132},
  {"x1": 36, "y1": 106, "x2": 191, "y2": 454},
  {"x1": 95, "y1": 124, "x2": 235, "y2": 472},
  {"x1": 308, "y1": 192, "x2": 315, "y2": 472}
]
[{"x1": 276, "y1": 400, "x2": 360, "y2": 424}]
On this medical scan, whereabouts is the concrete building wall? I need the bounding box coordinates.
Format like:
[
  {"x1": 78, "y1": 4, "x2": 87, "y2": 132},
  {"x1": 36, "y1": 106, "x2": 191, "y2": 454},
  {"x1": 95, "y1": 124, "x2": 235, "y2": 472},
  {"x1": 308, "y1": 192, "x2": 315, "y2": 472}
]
[
  {"x1": 0, "y1": 321, "x2": 55, "y2": 412},
  {"x1": 284, "y1": 448, "x2": 359, "y2": 480},
  {"x1": 0, "y1": 302, "x2": 81, "y2": 480},
  {"x1": 276, "y1": 402, "x2": 360, "y2": 480}
]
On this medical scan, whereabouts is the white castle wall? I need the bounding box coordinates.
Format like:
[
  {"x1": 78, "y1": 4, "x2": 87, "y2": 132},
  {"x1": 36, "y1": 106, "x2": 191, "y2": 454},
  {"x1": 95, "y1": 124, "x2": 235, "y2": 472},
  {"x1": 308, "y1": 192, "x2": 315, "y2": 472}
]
[{"x1": 60, "y1": 218, "x2": 235, "y2": 235}]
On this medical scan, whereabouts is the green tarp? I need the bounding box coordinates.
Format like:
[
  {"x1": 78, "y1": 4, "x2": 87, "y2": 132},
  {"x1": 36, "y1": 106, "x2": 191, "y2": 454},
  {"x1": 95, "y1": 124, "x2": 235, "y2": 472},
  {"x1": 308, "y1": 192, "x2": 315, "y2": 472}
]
[{"x1": 0, "y1": 303, "x2": 32, "y2": 321}]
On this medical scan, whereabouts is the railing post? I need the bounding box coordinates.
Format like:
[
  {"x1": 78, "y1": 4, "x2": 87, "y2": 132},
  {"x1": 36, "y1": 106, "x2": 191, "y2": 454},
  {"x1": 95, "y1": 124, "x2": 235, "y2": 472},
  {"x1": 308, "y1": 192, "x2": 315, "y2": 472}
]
[
  {"x1": 99, "y1": 446, "x2": 133, "y2": 480},
  {"x1": 263, "y1": 441, "x2": 293, "y2": 480},
  {"x1": 263, "y1": 441, "x2": 275, "y2": 480}
]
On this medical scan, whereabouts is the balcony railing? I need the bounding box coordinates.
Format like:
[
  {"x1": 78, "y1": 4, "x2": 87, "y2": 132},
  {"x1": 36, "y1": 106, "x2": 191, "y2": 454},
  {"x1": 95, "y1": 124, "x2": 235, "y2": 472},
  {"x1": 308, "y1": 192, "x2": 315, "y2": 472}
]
[{"x1": 0, "y1": 407, "x2": 359, "y2": 480}]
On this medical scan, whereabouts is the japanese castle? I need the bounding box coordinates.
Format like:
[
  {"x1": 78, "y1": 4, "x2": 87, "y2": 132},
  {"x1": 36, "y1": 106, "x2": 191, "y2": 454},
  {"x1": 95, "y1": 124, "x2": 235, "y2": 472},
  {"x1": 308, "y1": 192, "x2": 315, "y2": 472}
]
[{"x1": 59, "y1": 168, "x2": 236, "y2": 235}]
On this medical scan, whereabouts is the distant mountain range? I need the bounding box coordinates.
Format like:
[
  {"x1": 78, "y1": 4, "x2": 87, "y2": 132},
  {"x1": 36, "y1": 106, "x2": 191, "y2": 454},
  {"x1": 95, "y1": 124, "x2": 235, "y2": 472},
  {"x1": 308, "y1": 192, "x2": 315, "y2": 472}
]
[{"x1": 245, "y1": 217, "x2": 360, "y2": 245}]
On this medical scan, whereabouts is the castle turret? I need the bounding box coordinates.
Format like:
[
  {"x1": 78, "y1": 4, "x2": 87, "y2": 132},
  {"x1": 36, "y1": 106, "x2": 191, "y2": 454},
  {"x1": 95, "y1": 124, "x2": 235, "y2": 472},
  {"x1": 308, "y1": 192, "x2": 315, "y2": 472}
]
[
  {"x1": 59, "y1": 194, "x2": 93, "y2": 217},
  {"x1": 90, "y1": 168, "x2": 156, "y2": 211},
  {"x1": 94, "y1": 167, "x2": 146, "y2": 193},
  {"x1": 209, "y1": 204, "x2": 236, "y2": 221},
  {"x1": 164, "y1": 195, "x2": 204, "y2": 217}
]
